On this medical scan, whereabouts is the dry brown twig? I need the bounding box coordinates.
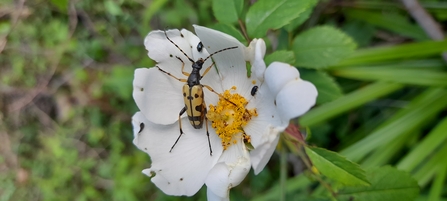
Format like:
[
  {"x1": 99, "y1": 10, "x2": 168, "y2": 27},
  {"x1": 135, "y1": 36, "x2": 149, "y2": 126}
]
[{"x1": 401, "y1": 0, "x2": 447, "y2": 62}]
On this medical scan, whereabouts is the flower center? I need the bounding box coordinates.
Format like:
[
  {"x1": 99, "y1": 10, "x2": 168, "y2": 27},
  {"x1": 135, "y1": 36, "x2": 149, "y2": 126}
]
[{"x1": 207, "y1": 86, "x2": 258, "y2": 150}]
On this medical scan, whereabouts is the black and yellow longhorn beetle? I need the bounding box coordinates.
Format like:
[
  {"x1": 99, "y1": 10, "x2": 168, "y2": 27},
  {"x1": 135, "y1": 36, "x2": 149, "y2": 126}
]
[{"x1": 156, "y1": 31, "x2": 237, "y2": 156}]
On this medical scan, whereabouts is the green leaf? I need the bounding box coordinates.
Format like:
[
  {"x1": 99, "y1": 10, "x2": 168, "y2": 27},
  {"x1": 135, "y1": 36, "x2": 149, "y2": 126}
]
[
  {"x1": 361, "y1": 131, "x2": 410, "y2": 168},
  {"x1": 335, "y1": 40, "x2": 447, "y2": 67},
  {"x1": 344, "y1": 9, "x2": 428, "y2": 41},
  {"x1": 413, "y1": 144, "x2": 447, "y2": 187},
  {"x1": 50, "y1": 0, "x2": 68, "y2": 11},
  {"x1": 340, "y1": 88, "x2": 447, "y2": 162},
  {"x1": 103, "y1": 66, "x2": 134, "y2": 100},
  {"x1": 0, "y1": 22, "x2": 11, "y2": 35},
  {"x1": 332, "y1": 67, "x2": 447, "y2": 86},
  {"x1": 299, "y1": 82, "x2": 403, "y2": 127},
  {"x1": 251, "y1": 174, "x2": 318, "y2": 201},
  {"x1": 284, "y1": 0, "x2": 317, "y2": 32},
  {"x1": 338, "y1": 59, "x2": 446, "y2": 71},
  {"x1": 337, "y1": 166, "x2": 420, "y2": 201},
  {"x1": 397, "y1": 117, "x2": 447, "y2": 172},
  {"x1": 264, "y1": 51, "x2": 295, "y2": 66},
  {"x1": 246, "y1": 0, "x2": 312, "y2": 38},
  {"x1": 428, "y1": 158, "x2": 447, "y2": 201},
  {"x1": 300, "y1": 70, "x2": 343, "y2": 104},
  {"x1": 293, "y1": 26, "x2": 357, "y2": 69},
  {"x1": 212, "y1": 0, "x2": 243, "y2": 24},
  {"x1": 305, "y1": 147, "x2": 370, "y2": 186},
  {"x1": 141, "y1": 0, "x2": 169, "y2": 35},
  {"x1": 104, "y1": 0, "x2": 123, "y2": 16},
  {"x1": 342, "y1": 20, "x2": 375, "y2": 47}
]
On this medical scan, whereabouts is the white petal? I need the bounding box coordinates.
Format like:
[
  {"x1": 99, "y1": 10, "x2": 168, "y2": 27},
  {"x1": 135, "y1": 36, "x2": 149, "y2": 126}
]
[
  {"x1": 276, "y1": 80, "x2": 318, "y2": 121},
  {"x1": 247, "y1": 39, "x2": 267, "y2": 82},
  {"x1": 244, "y1": 84, "x2": 286, "y2": 174},
  {"x1": 205, "y1": 138, "x2": 251, "y2": 198},
  {"x1": 264, "y1": 62, "x2": 300, "y2": 97},
  {"x1": 207, "y1": 187, "x2": 229, "y2": 201},
  {"x1": 245, "y1": 84, "x2": 287, "y2": 148},
  {"x1": 133, "y1": 67, "x2": 185, "y2": 125},
  {"x1": 131, "y1": 112, "x2": 223, "y2": 196},
  {"x1": 193, "y1": 25, "x2": 252, "y2": 97},
  {"x1": 250, "y1": 135, "x2": 280, "y2": 175},
  {"x1": 144, "y1": 29, "x2": 194, "y2": 79},
  {"x1": 245, "y1": 39, "x2": 266, "y2": 62},
  {"x1": 133, "y1": 68, "x2": 151, "y2": 116},
  {"x1": 180, "y1": 29, "x2": 210, "y2": 61},
  {"x1": 132, "y1": 112, "x2": 148, "y2": 139}
]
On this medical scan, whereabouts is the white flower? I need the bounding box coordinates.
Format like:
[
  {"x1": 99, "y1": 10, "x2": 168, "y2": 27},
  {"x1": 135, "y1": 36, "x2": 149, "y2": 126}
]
[{"x1": 132, "y1": 25, "x2": 318, "y2": 200}]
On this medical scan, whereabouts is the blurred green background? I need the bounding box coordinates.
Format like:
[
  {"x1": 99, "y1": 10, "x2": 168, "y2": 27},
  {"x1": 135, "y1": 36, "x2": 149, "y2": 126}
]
[{"x1": 1, "y1": 0, "x2": 447, "y2": 200}]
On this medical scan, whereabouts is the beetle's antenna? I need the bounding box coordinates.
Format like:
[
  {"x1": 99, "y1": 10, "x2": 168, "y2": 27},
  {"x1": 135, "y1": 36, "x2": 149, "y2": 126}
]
[
  {"x1": 203, "y1": 46, "x2": 238, "y2": 62},
  {"x1": 164, "y1": 30, "x2": 195, "y2": 63}
]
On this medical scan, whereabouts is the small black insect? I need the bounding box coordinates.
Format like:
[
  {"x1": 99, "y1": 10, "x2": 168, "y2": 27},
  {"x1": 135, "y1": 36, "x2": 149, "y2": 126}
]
[
  {"x1": 197, "y1": 42, "x2": 203, "y2": 52},
  {"x1": 251, "y1": 85, "x2": 259, "y2": 96}
]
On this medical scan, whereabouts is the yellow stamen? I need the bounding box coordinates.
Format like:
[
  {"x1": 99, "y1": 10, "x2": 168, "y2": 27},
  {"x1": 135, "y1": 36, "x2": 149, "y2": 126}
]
[{"x1": 207, "y1": 86, "x2": 257, "y2": 150}]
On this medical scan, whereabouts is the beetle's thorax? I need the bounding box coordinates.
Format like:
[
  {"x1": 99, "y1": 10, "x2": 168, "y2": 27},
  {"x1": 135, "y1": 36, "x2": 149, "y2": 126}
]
[
  {"x1": 187, "y1": 68, "x2": 201, "y2": 86},
  {"x1": 187, "y1": 59, "x2": 205, "y2": 86}
]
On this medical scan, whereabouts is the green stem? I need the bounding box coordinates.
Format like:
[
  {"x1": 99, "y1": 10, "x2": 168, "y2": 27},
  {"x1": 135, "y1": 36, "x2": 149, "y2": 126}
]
[{"x1": 280, "y1": 141, "x2": 287, "y2": 201}]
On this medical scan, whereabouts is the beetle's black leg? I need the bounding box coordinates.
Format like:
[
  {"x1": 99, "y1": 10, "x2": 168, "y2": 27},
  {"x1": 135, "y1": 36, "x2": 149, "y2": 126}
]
[
  {"x1": 157, "y1": 66, "x2": 187, "y2": 82},
  {"x1": 204, "y1": 107, "x2": 212, "y2": 156},
  {"x1": 170, "y1": 107, "x2": 187, "y2": 153}
]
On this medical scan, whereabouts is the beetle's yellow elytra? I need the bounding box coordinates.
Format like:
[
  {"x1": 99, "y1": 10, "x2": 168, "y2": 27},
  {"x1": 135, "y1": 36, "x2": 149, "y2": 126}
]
[{"x1": 183, "y1": 85, "x2": 205, "y2": 128}]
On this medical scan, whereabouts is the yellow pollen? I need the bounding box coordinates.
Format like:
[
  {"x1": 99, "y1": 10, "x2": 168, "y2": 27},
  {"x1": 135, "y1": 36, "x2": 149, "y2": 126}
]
[{"x1": 207, "y1": 86, "x2": 257, "y2": 150}]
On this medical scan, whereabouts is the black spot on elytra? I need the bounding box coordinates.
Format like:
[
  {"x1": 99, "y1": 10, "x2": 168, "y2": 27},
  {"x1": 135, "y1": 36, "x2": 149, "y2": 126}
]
[
  {"x1": 187, "y1": 95, "x2": 193, "y2": 100},
  {"x1": 138, "y1": 123, "x2": 145, "y2": 133},
  {"x1": 194, "y1": 93, "x2": 199, "y2": 98},
  {"x1": 195, "y1": 105, "x2": 202, "y2": 112},
  {"x1": 183, "y1": 92, "x2": 186, "y2": 97}
]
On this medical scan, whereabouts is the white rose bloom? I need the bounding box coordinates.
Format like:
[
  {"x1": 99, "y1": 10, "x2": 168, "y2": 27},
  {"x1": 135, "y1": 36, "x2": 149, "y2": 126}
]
[{"x1": 132, "y1": 25, "x2": 317, "y2": 200}]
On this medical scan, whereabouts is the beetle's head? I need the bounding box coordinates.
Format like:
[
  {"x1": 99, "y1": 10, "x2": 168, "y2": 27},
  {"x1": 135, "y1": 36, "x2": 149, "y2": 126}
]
[{"x1": 194, "y1": 59, "x2": 205, "y2": 69}]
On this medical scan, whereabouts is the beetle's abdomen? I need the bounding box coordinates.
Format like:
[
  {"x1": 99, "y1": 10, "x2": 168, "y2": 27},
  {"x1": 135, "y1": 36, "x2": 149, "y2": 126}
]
[{"x1": 183, "y1": 85, "x2": 205, "y2": 129}]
